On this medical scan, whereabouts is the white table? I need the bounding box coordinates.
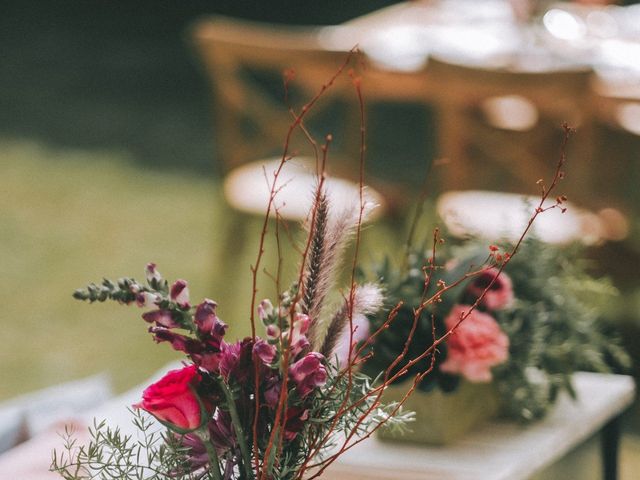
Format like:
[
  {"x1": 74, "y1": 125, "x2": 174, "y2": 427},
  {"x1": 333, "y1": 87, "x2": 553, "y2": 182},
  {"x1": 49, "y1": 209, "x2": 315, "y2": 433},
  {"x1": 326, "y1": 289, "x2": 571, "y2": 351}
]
[{"x1": 329, "y1": 372, "x2": 635, "y2": 480}]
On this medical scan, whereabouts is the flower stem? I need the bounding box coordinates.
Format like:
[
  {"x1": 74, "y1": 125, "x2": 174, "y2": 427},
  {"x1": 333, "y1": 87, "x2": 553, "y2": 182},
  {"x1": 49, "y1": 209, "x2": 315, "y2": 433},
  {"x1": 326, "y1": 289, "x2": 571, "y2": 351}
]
[
  {"x1": 199, "y1": 429, "x2": 223, "y2": 480},
  {"x1": 221, "y1": 381, "x2": 255, "y2": 480}
]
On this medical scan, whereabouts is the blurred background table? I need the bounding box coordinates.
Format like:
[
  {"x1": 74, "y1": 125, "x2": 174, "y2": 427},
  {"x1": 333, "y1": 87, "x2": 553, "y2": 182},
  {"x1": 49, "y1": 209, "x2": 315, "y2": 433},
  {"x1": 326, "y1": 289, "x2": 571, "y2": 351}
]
[
  {"x1": 329, "y1": 372, "x2": 635, "y2": 480},
  {"x1": 338, "y1": 0, "x2": 640, "y2": 210}
]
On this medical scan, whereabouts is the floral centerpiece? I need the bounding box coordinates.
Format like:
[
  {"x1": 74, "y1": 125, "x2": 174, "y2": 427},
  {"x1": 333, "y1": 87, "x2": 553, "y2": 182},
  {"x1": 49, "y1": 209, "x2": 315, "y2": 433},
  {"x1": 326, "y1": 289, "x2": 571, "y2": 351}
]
[
  {"x1": 50, "y1": 53, "x2": 580, "y2": 476},
  {"x1": 365, "y1": 234, "x2": 630, "y2": 443},
  {"x1": 52, "y1": 190, "x2": 418, "y2": 480}
]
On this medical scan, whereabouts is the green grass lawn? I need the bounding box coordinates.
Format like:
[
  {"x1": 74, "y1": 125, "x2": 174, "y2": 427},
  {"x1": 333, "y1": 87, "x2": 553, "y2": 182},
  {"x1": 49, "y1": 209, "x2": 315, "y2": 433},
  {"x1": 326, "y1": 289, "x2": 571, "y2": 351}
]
[{"x1": 0, "y1": 139, "x2": 409, "y2": 400}]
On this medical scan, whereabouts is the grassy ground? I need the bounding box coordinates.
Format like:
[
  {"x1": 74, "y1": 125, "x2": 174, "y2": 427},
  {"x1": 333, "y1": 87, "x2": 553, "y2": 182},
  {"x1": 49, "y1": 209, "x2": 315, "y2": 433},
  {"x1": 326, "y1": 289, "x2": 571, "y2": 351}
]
[{"x1": 0, "y1": 138, "x2": 409, "y2": 399}]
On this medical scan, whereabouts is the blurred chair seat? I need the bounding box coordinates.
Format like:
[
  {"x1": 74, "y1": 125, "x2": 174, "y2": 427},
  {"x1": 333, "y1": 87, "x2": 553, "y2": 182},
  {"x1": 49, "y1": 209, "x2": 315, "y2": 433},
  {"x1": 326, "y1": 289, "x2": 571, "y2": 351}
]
[
  {"x1": 436, "y1": 190, "x2": 629, "y2": 245},
  {"x1": 224, "y1": 157, "x2": 384, "y2": 221},
  {"x1": 191, "y1": 15, "x2": 389, "y2": 221}
]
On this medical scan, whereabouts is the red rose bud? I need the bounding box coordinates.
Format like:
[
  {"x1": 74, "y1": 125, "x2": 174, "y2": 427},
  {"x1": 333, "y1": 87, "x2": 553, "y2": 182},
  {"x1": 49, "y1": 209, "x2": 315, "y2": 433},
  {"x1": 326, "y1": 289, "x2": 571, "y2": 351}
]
[
  {"x1": 134, "y1": 365, "x2": 204, "y2": 432},
  {"x1": 145, "y1": 263, "x2": 162, "y2": 283},
  {"x1": 253, "y1": 339, "x2": 276, "y2": 365},
  {"x1": 289, "y1": 352, "x2": 327, "y2": 397},
  {"x1": 142, "y1": 309, "x2": 180, "y2": 329},
  {"x1": 170, "y1": 279, "x2": 190, "y2": 308}
]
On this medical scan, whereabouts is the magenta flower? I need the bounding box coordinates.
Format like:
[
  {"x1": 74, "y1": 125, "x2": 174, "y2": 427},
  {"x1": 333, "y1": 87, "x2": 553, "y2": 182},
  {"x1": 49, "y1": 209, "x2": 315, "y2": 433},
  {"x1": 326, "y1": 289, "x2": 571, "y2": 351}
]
[
  {"x1": 253, "y1": 339, "x2": 276, "y2": 365},
  {"x1": 263, "y1": 377, "x2": 281, "y2": 408},
  {"x1": 194, "y1": 299, "x2": 218, "y2": 332},
  {"x1": 466, "y1": 267, "x2": 514, "y2": 311},
  {"x1": 289, "y1": 313, "x2": 311, "y2": 356},
  {"x1": 170, "y1": 280, "x2": 190, "y2": 308},
  {"x1": 150, "y1": 326, "x2": 198, "y2": 353},
  {"x1": 289, "y1": 352, "x2": 327, "y2": 397},
  {"x1": 266, "y1": 324, "x2": 281, "y2": 340},
  {"x1": 142, "y1": 309, "x2": 180, "y2": 329},
  {"x1": 284, "y1": 407, "x2": 309, "y2": 441},
  {"x1": 194, "y1": 299, "x2": 228, "y2": 351},
  {"x1": 218, "y1": 339, "x2": 254, "y2": 382},
  {"x1": 439, "y1": 305, "x2": 509, "y2": 383}
]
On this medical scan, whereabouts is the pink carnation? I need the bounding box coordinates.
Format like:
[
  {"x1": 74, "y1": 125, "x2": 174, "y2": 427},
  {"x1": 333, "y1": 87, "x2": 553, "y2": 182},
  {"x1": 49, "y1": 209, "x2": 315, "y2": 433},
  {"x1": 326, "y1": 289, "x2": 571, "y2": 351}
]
[
  {"x1": 467, "y1": 267, "x2": 514, "y2": 311},
  {"x1": 439, "y1": 305, "x2": 509, "y2": 383}
]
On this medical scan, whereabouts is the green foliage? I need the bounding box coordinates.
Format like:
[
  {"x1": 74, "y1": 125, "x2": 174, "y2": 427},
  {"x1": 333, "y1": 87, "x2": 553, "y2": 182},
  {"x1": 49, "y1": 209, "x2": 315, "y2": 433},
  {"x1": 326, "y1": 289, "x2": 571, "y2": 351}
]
[
  {"x1": 51, "y1": 410, "x2": 203, "y2": 480},
  {"x1": 367, "y1": 237, "x2": 631, "y2": 421},
  {"x1": 489, "y1": 239, "x2": 631, "y2": 420}
]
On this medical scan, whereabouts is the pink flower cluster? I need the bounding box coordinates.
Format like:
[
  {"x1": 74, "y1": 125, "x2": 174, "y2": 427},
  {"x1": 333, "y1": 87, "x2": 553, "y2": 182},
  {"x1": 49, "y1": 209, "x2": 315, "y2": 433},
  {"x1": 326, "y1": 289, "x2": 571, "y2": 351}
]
[
  {"x1": 440, "y1": 268, "x2": 514, "y2": 383},
  {"x1": 136, "y1": 282, "x2": 327, "y2": 446}
]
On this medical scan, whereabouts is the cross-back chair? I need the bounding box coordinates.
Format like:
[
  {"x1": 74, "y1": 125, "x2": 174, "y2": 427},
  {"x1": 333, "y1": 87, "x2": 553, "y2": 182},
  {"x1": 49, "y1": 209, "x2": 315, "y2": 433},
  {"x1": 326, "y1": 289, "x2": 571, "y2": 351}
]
[
  {"x1": 192, "y1": 15, "x2": 387, "y2": 221},
  {"x1": 427, "y1": 56, "x2": 596, "y2": 204}
]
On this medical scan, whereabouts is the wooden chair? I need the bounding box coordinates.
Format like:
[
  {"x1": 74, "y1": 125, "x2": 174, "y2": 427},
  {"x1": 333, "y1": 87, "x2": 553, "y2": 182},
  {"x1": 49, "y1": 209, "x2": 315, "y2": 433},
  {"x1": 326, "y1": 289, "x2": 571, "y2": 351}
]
[
  {"x1": 425, "y1": 59, "x2": 628, "y2": 244},
  {"x1": 426, "y1": 56, "x2": 596, "y2": 205},
  {"x1": 191, "y1": 15, "x2": 386, "y2": 221}
]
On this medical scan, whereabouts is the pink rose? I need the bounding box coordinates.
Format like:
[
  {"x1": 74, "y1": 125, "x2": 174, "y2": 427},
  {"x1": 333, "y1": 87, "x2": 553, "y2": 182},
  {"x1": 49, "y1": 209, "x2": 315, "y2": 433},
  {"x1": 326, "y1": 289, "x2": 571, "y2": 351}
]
[
  {"x1": 466, "y1": 267, "x2": 514, "y2": 311},
  {"x1": 439, "y1": 305, "x2": 509, "y2": 383},
  {"x1": 134, "y1": 365, "x2": 203, "y2": 431}
]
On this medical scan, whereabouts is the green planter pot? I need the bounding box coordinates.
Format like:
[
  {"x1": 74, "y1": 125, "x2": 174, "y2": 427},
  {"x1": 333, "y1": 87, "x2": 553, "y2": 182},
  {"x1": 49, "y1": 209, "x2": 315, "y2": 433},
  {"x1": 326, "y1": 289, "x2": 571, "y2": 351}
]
[{"x1": 378, "y1": 381, "x2": 500, "y2": 445}]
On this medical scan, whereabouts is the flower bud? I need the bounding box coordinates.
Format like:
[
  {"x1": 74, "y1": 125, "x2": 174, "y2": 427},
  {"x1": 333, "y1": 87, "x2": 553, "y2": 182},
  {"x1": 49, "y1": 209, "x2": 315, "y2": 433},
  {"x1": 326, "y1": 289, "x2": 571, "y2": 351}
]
[
  {"x1": 170, "y1": 279, "x2": 190, "y2": 308},
  {"x1": 194, "y1": 299, "x2": 218, "y2": 332},
  {"x1": 145, "y1": 263, "x2": 162, "y2": 284},
  {"x1": 142, "y1": 309, "x2": 180, "y2": 328},
  {"x1": 258, "y1": 299, "x2": 274, "y2": 323},
  {"x1": 136, "y1": 291, "x2": 159, "y2": 308},
  {"x1": 266, "y1": 324, "x2": 281, "y2": 340}
]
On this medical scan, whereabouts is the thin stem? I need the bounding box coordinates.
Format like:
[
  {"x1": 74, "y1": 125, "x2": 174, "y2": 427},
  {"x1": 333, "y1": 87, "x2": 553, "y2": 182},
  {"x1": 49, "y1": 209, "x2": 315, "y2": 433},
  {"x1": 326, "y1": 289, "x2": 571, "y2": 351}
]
[
  {"x1": 198, "y1": 429, "x2": 222, "y2": 480},
  {"x1": 220, "y1": 382, "x2": 254, "y2": 480}
]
